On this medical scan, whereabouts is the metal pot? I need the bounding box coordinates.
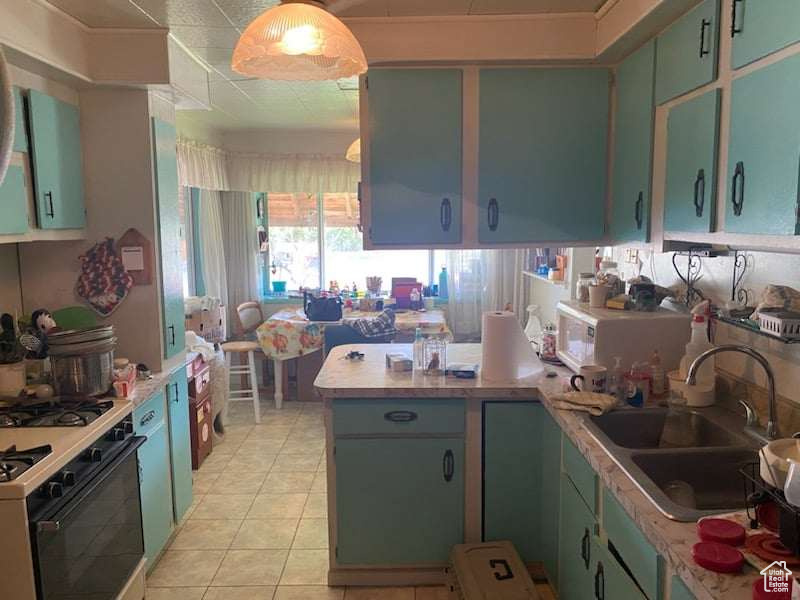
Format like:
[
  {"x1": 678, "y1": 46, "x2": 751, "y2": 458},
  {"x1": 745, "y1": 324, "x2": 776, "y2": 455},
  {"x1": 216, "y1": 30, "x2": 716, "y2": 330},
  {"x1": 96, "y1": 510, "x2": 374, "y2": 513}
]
[{"x1": 49, "y1": 336, "x2": 116, "y2": 397}]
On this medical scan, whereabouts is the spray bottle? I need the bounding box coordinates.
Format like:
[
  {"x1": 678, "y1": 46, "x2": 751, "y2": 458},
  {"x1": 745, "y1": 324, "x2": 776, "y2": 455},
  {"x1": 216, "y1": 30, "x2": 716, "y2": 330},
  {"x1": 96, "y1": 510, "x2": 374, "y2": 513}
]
[{"x1": 679, "y1": 300, "x2": 715, "y2": 405}]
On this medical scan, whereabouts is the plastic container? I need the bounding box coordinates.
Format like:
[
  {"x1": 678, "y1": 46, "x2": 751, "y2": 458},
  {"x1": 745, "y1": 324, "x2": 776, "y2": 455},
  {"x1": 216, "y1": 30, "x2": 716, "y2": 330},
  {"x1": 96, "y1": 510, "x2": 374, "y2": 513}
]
[
  {"x1": 272, "y1": 280, "x2": 287, "y2": 293},
  {"x1": 576, "y1": 272, "x2": 594, "y2": 303},
  {"x1": 413, "y1": 327, "x2": 424, "y2": 370},
  {"x1": 608, "y1": 356, "x2": 625, "y2": 405},
  {"x1": 438, "y1": 267, "x2": 449, "y2": 300},
  {"x1": 692, "y1": 541, "x2": 744, "y2": 573},
  {"x1": 697, "y1": 518, "x2": 746, "y2": 546},
  {"x1": 423, "y1": 338, "x2": 446, "y2": 376}
]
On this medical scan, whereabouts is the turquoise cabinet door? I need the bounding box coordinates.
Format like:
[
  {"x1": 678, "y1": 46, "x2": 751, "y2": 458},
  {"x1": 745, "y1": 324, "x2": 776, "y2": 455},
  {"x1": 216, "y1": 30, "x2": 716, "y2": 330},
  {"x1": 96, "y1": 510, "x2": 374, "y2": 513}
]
[
  {"x1": 672, "y1": 575, "x2": 697, "y2": 600},
  {"x1": 664, "y1": 89, "x2": 720, "y2": 232},
  {"x1": 12, "y1": 87, "x2": 28, "y2": 153},
  {"x1": 655, "y1": 0, "x2": 720, "y2": 104},
  {"x1": 0, "y1": 165, "x2": 29, "y2": 234},
  {"x1": 540, "y1": 406, "x2": 561, "y2": 585},
  {"x1": 558, "y1": 475, "x2": 596, "y2": 600},
  {"x1": 732, "y1": 0, "x2": 800, "y2": 69},
  {"x1": 28, "y1": 89, "x2": 85, "y2": 229},
  {"x1": 137, "y1": 422, "x2": 174, "y2": 567},
  {"x1": 611, "y1": 41, "x2": 656, "y2": 243},
  {"x1": 591, "y1": 538, "x2": 648, "y2": 600},
  {"x1": 152, "y1": 118, "x2": 185, "y2": 358},
  {"x1": 167, "y1": 367, "x2": 193, "y2": 523},
  {"x1": 335, "y1": 437, "x2": 464, "y2": 564},
  {"x1": 367, "y1": 69, "x2": 462, "y2": 245},
  {"x1": 726, "y1": 53, "x2": 800, "y2": 235},
  {"x1": 478, "y1": 68, "x2": 609, "y2": 244}
]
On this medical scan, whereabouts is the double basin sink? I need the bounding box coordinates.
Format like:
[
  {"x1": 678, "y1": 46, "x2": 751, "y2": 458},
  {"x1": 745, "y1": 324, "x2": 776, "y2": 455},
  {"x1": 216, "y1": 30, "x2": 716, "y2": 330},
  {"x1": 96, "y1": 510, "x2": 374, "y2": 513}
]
[{"x1": 582, "y1": 407, "x2": 759, "y2": 521}]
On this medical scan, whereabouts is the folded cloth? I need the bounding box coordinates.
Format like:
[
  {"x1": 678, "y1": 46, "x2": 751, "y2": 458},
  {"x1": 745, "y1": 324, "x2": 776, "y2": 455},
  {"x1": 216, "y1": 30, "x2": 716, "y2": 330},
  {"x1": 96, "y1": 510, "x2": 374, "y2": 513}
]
[
  {"x1": 549, "y1": 391, "x2": 618, "y2": 416},
  {"x1": 345, "y1": 308, "x2": 398, "y2": 339}
]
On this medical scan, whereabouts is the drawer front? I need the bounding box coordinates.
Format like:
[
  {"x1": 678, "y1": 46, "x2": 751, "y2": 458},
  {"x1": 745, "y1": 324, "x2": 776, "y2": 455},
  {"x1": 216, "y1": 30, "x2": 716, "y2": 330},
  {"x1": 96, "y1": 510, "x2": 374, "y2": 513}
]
[
  {"x1": 134, "y1": 391, "x2": 167, "y2": 437},
  {"x1": 190, "y1": 366, "x2": 211, "y2": 399},
  {"x1": 562, "y1": 437, "x2": 597, "y2": 514},
  {"x1": 333, "y1": 398, "x2": 464, "y2": 436},
  {"x1": 602, "y1": 488, "x2": 661, "y2": 600}
]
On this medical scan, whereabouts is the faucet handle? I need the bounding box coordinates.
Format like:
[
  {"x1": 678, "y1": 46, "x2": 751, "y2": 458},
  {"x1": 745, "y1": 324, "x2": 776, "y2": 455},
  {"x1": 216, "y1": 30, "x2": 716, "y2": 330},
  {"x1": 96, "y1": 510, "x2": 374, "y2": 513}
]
[{"x1": 739, "y1": 399, "x2": 759, "y2": 428}]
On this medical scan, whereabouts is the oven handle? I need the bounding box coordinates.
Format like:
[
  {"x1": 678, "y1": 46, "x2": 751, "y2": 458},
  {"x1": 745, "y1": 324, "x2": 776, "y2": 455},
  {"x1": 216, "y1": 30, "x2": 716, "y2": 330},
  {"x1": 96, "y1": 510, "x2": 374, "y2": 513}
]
[{"x1": 34, "y1": 436, "x2": 146, "y2": 532}]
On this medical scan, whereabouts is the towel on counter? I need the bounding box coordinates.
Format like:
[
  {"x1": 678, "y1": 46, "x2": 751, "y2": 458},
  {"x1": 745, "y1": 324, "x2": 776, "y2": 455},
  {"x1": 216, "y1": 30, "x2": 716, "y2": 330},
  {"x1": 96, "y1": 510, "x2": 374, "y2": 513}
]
[
  {"x1": 550, "y1": 392, "x2": 618, "y2": 416},
  {"x1": 345, "y1": 308, "x2": 398, "y2": 339}
]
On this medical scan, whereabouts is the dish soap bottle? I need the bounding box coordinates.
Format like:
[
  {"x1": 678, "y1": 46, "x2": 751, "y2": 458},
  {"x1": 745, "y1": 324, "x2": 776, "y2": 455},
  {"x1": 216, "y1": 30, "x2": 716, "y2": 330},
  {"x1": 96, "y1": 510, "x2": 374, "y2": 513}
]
[
  {"x1": 413, "y1": 327, "x2": 425, "y2": 370},
  {"x1": 438, "y1": 267, "x2": 449, "y2": 300}
]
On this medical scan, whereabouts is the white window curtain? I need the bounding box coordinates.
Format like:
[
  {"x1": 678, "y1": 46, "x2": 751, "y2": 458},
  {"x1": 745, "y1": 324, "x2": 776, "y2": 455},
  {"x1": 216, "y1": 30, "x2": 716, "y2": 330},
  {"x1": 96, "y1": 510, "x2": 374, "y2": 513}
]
[
  {"x1": 198, "y1": 190, "x2": 228, "y2": 309},
  {"x1": 445, "y1": 249, "x2": 529, "y2": 341},
  {"x1": 221, "y1": 191, "x2": 261, "y2": 328},
  {"x1": 177, "y1": 140, "x2": 229, "y2": 191}
]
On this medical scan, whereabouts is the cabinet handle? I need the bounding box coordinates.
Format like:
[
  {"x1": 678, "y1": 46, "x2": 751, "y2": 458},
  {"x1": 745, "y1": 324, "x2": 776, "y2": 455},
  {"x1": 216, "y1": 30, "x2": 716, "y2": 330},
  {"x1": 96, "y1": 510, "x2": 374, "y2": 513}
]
[
  {"x1": 594, "y1": 561, "x2": 605, "y2": 600},
  {"x1": 487, "y1": 198, "x2": 499, "y2": 231},
  {"x1": 357, "y1": 181, "x2": 363, "y2": 233},
  {"x1": 731, "y1": 161, "x2": 745, "y2": 216},
  {"x1": 440, "y1": 198, "x2": 452, "y2": 232},
  {"x1": 634, "y1": 192, "x2": 644, "y2": 230},
  {"x1": 383, "y1": 410, "x2": 418, "y2": 423},
  {"x1": 693, "y1": 168, "x2": 706, "y2": 217},
  {"x1": 44, "y1": 191, "x2": 54, "y2": 218},
  {"x1": 489, "y1": 559, "x2": 514, "y2": 581},
  {"x1": 442, "y1": 449, "x2": 454, "y2": 482},
  {"x1": 699, "y1": 19, "x2": 711, "y2": 57},
  {"x1": 168, "y1": 324, "x2": 175, "y2": 346},
  {"x1": 731, "y1": 0, "x2": 743, "y2": 37},
  {"x1": 139, "y1": 410, "x2": 156, "y2": 427},
  {"x1": 581, "y1": 528, "x2": 591, "y2": 570},
  {"x1": 172, "y1": 382, "x2": 180, "y2": 402}
]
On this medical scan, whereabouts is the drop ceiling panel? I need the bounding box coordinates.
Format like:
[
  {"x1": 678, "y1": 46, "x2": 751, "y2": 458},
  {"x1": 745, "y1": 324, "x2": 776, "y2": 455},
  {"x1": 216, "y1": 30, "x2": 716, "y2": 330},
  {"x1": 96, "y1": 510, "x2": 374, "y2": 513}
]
[
  {"x1": 386, "y1": 0, "x2": 472, "y2": 16},
  {"x1": 46, "y1": 0, "x2": 160, "y2": 27},
  {"x1": 334, "y1": 0, "x2": 389, "y2": 17},
  {"x1": 132, "y1": 0, "x2": 232, "y2": 26},
  {"x1": 169, "y1": 25, "x2": 241, "y2": 47},
  {"x1": 469, "y1": 0, "x2": 606, "y2": 14},
  {"x1": 214, "y1": 0, "x2": 281, "y2": 27}
]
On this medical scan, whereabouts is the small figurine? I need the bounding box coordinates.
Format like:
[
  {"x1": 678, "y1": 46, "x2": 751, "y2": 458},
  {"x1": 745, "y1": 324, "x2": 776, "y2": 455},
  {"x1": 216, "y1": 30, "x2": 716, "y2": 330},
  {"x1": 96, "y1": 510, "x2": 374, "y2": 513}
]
[
  {"x1": 25, "y1": 309, "x2": 56, "y2": 359},
  {"x1": 426, "y1": 351, "x2": 440, "y2": 372}
]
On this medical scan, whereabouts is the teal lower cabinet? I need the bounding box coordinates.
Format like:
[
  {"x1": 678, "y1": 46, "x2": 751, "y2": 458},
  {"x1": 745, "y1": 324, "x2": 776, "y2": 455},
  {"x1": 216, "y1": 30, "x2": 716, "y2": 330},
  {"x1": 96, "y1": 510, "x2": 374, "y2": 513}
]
[
  {"x1": 671, "y1": 574, "x2": 697, "y2": 600},
  {"x1": 483, "y1": 402, "x2": 560, "y2": 582},
  {"x1": 134, "y1": 392, "x2": 174, "y2": 568},
  {"x1": 335, "y1": 436, "x2": 464, "y2": 564},
  {"x1": 166, "y1": 367, "x2": 193, "y2": 523},
  {"x1": 558, "y1": 475, "x2": 596, "y2": 600},
  {"x1": 0, "y1": 165, "x2": 29, "y2": 235},
  {"x1": 591, "y1": 537, "x2": 648, "y2": 600},
  {"x1": 664, "y1": 89, "x2": 720, "y2": 233}
]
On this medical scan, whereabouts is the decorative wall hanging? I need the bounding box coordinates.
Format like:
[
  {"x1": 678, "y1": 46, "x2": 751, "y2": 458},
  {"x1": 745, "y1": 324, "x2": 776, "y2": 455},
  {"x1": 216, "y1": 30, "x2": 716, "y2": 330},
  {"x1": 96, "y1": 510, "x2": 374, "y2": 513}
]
[{"x1": 75, "y1": 238, "x2": 134, "y2": 317}]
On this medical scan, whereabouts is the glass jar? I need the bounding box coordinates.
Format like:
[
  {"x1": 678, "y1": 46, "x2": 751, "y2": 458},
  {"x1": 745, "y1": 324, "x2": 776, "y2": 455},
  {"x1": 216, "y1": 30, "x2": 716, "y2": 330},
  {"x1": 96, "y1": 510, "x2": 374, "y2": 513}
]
[
  {"x1": 422, "y1": 338, "x2": 446, "y2": 376},
  {"x1": 597, "y1": 260, "x2": 624, "y2": 296},
  {"x1": 540, "y1": 324, "x2": 558, "y2": 362},
  {"x1": 576, "y1": 272, "x2": 595, "y2": 303}
]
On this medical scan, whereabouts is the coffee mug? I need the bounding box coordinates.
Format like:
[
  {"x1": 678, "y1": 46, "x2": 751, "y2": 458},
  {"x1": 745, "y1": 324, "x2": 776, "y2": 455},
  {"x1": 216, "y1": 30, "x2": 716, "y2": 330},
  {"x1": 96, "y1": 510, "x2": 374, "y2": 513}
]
[{"x1": 570, "y1": 365, "x2": 607, "y2": 393}]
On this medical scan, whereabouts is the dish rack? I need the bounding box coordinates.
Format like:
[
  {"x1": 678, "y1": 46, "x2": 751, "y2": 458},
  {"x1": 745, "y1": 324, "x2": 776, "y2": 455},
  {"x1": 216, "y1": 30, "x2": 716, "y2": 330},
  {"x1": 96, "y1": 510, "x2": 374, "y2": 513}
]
[
  {"x1": 741, "y1": 462, "x2": 800, "y2": 555},
  {"x1": 758, "y1": 311, "x2": 800, "y2": 340}
]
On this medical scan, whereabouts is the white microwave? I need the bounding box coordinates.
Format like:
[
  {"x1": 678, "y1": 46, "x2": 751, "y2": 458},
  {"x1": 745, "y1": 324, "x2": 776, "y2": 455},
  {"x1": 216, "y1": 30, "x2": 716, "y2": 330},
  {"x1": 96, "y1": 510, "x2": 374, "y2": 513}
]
[{"x1": 556, "y1": 300, "x2": 691, "y2": 374}]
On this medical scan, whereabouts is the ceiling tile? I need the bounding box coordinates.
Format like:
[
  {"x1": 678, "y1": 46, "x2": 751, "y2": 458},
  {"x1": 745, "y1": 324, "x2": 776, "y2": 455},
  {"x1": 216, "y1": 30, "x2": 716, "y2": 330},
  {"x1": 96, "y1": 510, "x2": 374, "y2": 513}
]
[
  {"x1": 387, "y1": 0, "x2": 471, "y2": 16},
  {"x1": 132, "y1": 0, "x2": 231, "y2": 26},
  {"x1": 214, "y1": 0, "x2": 281, "y2": 27},
  {"x1": 46, "y1": 0, "x2": 161, "y2": 27},
  {"x1": 469, "y1": 0, "x2": 605, "y2": 14},
  {"x1": 333, "y1": 0, "x2": 389, "y2": 17},
  {"x1": 169, "y1": 25, "x2": 240, "y2": 48}
]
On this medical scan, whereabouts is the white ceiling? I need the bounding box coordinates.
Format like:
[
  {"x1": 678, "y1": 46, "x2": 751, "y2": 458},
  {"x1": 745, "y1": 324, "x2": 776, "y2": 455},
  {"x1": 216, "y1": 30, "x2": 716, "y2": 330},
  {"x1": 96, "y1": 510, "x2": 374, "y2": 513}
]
[{"x1": 45, "y1": 0, "x2": 605, "y2": 135}]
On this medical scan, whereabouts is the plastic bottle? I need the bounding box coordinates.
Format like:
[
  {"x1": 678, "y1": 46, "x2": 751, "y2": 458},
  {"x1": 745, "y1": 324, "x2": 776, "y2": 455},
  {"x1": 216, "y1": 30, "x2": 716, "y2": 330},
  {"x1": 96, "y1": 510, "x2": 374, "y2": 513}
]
[
  {"x1": 679, "y1": 300, "x2": 715, "y2": 384},
  {"x1": 608, "y1": 356, "x2": 625, "y2": 405},
  {"x1": 413, "y1": 327, "x2": 425, "y2": 370},
  {"x1": 650, "y1": 350, "x2": 666, "y2": 398},
  {"x1": 438, "y1": 267, "x2": 449, "y2": 300}
]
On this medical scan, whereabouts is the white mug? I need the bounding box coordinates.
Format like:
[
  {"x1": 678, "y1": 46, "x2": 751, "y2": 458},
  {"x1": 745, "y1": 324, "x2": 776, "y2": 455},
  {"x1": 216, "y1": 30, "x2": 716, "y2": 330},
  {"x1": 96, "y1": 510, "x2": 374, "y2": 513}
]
[{"x1": 571, "y1": 365, "x2": 607, "y2": 393}]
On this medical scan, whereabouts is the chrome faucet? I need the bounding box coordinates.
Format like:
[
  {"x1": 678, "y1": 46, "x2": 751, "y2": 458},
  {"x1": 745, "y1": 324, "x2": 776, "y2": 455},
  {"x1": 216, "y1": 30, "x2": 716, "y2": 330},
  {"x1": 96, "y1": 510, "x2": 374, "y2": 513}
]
[{"x1": 686, "y1": 344, "x2": 778, "y2": 441}]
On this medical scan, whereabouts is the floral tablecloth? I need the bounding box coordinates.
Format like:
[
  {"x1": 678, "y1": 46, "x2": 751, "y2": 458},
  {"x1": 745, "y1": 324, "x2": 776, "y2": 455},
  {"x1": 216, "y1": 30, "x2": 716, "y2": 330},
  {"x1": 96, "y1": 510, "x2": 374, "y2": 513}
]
[{"x1": 256, "y1": 309, "x2": 323, "y2": 359}]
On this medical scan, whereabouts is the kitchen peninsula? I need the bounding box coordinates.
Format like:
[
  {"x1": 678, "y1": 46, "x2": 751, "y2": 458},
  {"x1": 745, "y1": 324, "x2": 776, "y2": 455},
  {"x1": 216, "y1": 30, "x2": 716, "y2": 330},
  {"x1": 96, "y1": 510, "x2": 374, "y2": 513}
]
[{"x1": 315, "y1": 343, "x2": 756, "y2": 600}]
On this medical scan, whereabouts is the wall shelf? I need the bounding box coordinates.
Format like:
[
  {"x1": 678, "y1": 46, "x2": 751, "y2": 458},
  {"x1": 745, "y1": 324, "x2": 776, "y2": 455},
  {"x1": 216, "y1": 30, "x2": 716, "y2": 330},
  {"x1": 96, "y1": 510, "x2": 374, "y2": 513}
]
[
  {"x1": 715, "y1": 316, "x2": 800, "y2": 345},
  {"x1": 522, "y1": 270, "x2": 569, "y2": 288}
]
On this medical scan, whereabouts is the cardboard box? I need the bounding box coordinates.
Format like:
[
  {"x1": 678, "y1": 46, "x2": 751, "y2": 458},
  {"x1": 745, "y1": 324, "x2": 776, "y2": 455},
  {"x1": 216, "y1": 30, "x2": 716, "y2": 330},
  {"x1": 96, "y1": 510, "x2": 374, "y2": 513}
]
[{"x1": 185, "y1": 305, "x2": 226, "y2": 343}]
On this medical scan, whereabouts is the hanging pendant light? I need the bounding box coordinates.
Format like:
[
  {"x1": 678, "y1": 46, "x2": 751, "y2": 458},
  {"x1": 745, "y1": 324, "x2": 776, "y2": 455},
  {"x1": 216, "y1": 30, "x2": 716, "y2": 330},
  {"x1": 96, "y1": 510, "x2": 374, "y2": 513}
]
[
  {"x1": 345, "y1": 138, "x2": 360, "y2": 163},
  {"x1": 232, "y1": 0, "x2": 368, "y2": 81}
]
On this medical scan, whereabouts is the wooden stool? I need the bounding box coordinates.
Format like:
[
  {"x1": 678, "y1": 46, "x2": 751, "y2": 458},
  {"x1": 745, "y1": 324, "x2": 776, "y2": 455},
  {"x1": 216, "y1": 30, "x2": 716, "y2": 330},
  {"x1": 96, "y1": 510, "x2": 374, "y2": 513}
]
[{"x1": 221, "y1": 340, "x2": 261, "y2": 424}]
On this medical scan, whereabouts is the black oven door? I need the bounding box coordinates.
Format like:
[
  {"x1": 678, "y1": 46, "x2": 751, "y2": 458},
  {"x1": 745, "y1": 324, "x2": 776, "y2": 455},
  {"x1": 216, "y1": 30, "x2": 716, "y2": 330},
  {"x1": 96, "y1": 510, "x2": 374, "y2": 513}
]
[{"x1": 30, "y1": 436, "x2": 146, "y2": 600}]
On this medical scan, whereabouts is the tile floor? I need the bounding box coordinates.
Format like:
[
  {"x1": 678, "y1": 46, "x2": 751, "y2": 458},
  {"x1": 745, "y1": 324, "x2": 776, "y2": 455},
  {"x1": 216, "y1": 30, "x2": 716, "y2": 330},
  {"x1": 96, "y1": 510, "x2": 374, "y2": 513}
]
[{"x1": 146, "y1": 397, "x2": 556, "y2": 600}]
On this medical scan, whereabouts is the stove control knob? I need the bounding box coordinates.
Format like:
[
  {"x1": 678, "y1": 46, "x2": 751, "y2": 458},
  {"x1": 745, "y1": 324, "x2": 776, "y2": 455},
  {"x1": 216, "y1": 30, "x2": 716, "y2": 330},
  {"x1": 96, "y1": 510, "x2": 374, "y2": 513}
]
[
  {"x1": 58, "y1": 471, "x2": 76, "y2": 486},
  {"x1": 123, "y1": 421, "x2": 134, "y2": 434},
  {"x1": 108, "y1": 427, "x2": 125, "y2": 441},
  {"x1": 46, "y1": 481, "x2": 63, "y2": 499},
  {"x1": 87, "y1": 448, "x2": 102, "y2": 463}
]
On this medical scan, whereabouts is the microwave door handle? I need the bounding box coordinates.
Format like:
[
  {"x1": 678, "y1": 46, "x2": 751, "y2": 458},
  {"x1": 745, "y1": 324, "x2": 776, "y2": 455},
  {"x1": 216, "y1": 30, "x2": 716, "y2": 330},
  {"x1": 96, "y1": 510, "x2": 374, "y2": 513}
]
[{"x1": 34, "y1": 436, "x2": 146, "y2": 531}]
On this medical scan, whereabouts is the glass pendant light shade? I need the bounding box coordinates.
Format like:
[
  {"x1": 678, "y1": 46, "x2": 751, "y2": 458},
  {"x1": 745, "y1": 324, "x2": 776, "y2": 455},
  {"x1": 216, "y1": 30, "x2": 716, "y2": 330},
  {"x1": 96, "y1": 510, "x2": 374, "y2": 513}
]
[
  {"x1": 231, "y1": 1, "x2": 368, "y2": 81},
  {"x1": 345, "y1": 138, "x2": 360, "y2": 163}
]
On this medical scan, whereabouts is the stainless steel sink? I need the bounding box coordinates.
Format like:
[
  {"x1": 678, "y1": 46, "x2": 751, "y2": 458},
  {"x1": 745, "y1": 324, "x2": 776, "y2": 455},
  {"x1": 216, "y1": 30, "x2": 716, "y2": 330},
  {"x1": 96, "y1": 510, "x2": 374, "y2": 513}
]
[
  {"x1": 589, "y1": 408, "x2": 743, "y2": 449},
  {"x1": 582, "y1": 407, "x2": 758, "y2": 521}
]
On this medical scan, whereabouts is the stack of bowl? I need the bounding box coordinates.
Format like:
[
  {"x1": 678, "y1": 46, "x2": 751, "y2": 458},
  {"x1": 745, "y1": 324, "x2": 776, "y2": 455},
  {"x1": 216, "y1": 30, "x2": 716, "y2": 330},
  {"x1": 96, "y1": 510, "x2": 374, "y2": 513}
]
[{"x1": 48, "y1": 326, "x2": 116, "y2": 396}]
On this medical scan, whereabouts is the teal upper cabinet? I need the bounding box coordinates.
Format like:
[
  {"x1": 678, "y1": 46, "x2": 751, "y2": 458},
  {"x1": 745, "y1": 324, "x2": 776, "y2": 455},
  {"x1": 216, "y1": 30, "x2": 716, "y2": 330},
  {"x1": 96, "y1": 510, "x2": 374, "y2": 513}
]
[
  {"x1": 367, "y1": 68, "x2": 462, "y2": 246},
  {"x1": 152, "y1": 118, "x2": 185, "y2": 358},
  {"x1": 166, "y1": 368, "x2": 193, "y2": 523},
  {"x1": 0, "y1": 166, "x2": 29, "y2": 235},
  {"x1": 335, "y1": 437, "x2": 464, "y2": 564},
  {"x1": 479, "y1": 68, "x2": 609, "y2": 244},
  {"x1": 28, "y1": 89, "x2": 86, "y2": 229},
  {"x1": 611, "y1": 41, "x2": 656, "y2": 243},
  {"x1": 726, "y1": 53, "x2": 800, "y2": 235},
  {"x1": 12, "y1": 87, "x2": 28, "y2": 153},
  {"x1": 664, "y1": 89, "x2": 720, "y2": 233},
  {"x1": 655, "y1": 0, "x2": 720, "y2": 104},
  {"x1": 731, "y1": 0, "x2": 800, "y2": 69}
]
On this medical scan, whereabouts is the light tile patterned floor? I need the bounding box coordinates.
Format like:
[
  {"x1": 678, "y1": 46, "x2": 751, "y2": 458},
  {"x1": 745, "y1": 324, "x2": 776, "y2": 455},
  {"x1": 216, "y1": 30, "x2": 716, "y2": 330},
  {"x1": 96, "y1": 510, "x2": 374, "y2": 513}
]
[{"x1": 146, "y1": 398, "x2": 557, "y2": 600}]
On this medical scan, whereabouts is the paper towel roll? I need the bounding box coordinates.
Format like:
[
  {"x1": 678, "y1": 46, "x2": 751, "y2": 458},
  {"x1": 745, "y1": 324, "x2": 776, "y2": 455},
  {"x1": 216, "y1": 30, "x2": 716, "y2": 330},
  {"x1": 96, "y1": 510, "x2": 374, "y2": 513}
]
[{"x1": 481, "y1": 311, "x2": 543, "y2": 382}]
